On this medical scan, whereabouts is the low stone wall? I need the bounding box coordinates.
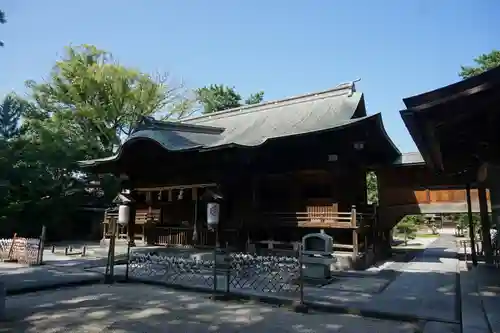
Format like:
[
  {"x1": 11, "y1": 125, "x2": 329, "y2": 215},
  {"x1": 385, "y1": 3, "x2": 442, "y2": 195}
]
[{"x1": 0, "y1": 238, "x2": 41, "y2": 265}]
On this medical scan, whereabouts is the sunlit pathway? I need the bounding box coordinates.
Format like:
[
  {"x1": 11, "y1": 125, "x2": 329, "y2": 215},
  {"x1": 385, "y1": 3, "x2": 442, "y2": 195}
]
[
  {"x1": 367, "y1": 234, "x2": 460, "y2": 323},
  {"x1": 2, "y1": 284, "x2": 423, "y2": 333}
]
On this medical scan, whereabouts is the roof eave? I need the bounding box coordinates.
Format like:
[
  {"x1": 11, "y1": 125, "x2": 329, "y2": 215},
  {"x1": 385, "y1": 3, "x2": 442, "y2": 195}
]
[
  {"x1": 403, "y1": 65, "x2": 500, "y2": 110},
  {"x1": 400, "y1": 109, "x2": 443, "y2": 171}
]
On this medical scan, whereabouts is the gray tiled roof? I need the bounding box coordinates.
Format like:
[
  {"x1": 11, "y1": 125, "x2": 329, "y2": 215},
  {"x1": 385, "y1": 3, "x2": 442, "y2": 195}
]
[
  {"x1": 78, "y1": 82, "x2": 397, "y2": 167},
  {"x1": 182, "y1": 83, "x2": 363, "y2": 147}
]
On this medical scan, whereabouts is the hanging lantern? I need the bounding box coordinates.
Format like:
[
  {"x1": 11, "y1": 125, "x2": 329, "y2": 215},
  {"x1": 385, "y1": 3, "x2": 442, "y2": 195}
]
[
  {"x1": 118, "y1": 205, "x2": 130, "y2": 226},
  {"x1": 207, "y1": 202, "x2": 220, "y2": 228}
]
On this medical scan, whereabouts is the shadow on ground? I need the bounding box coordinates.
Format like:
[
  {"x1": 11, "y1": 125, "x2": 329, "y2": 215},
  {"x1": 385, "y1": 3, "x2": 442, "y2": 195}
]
[
  {"x1": 0, "y1": 263, "x2": 102, "y2": 294},
  {"x1": 2, "y1": 284, "x2": 424, "y2": 333}
]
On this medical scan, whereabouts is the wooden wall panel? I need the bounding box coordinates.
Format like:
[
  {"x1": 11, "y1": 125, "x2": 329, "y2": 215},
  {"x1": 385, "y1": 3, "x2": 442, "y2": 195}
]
[
  {"x1": 381, "y1": 187, "x2": 491, "y2": 207},
  {"x1": 429, "y1": 189, "x2": 465, "y2": 203},
  {"x1": 378, "y1": 164, "x2": 491, "y2": 207},
  {"x1": 414, "y1": 190, "x2": 430, "y2": 203}
]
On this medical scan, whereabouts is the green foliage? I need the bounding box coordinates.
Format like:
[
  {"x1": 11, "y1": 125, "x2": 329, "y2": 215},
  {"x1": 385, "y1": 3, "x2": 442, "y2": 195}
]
[
  {"x1": 0, "y1": 44, "x2": 192, "y2": 240},
  {"x1": 395, "y1": 215, "x2": 422, "y2": 245},
  {"x1": 366, "y1": 171, "x2": 378, "y2": 204},
  {"x1": 0, "y1": 94, "x2": 28, "y2": 139},
  {"x1": 244, "y1": 91, "x2": 265, "y2": 105},
  {"x1": 196, "y1": 84, "x2": 264, "y2": 114},
  {"x1": 25, "y1": 44, "x2": 193, "y2": 154},
  {"x1": 456, "y1": 213, "x2": 481, "y2": 236},
  {"x1": 459, "y1": 50, "x2": 500, "y2": 79}
]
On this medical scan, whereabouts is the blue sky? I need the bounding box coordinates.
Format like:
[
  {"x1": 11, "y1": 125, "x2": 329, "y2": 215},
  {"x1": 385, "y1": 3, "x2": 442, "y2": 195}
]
[{"x1": 1, "y1": 1, "x2": 498, "y2": 152}]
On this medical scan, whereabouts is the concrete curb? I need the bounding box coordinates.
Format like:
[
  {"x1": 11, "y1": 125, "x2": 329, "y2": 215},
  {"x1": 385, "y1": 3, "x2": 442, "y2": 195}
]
[{"x1": 5, "y1": 278, "x2": 104, "y2": 296}]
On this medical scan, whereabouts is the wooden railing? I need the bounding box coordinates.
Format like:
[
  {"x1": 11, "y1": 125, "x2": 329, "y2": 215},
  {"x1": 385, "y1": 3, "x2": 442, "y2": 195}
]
[
  {"x1": 263, "y1": 205, "x2": 375, "y2": 229},
  {"x1": 154, "y1": 227, "x2": 209, "y2": 247},
  {"x1": 103, "y1": 209, "x2": 160, "y2": 242},
  {"x1": 152, "y1": 226, "x2": 239, "y2": 248},
  {"x1": 104, "y1": 209, "x2": 161, "y2": 226}
]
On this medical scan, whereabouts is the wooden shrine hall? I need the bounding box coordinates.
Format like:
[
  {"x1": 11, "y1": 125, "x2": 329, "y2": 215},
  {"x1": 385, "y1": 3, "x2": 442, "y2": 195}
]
[
  {"x1": 79, "y1": 66, "x2": 500, "y2": 265},
  {"x1": 79, "y1": 82, "x2": 401, "y2": 262}
]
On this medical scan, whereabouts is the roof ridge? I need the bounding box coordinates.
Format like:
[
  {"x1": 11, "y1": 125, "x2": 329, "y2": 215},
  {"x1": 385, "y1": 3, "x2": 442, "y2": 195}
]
[
  {"x1": 134, "y1": 116, "x2": 224, "y2": 134},
  {"x1": 182, "y1": 80, "x2": 360, "y2": 123}
]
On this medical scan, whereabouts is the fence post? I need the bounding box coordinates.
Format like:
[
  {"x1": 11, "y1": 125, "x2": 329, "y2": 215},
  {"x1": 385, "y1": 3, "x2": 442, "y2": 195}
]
[
  {"x1": 125, "y1": 240, "x2": 131, "y2": 281},
  {"x1": 0, "y1": 281, "x2": 4, "y2": 320},
  {"x1": 213, "y1": 244, "x2": 218, "y2": 295},
  {"x1": 225, "y1": 248, "x2": 230, "y2": 293},
  {"x1": 293, "y1": 244, "x2": 308, "y2": 313},
  {"x1": 37, "y1": 225, "x2": 46, "y2": 265},
  {"x1": 8, "y1": 233, "x2": 17, "y2": 261},
  {"x1": 105, "y1": 217, "x2": 117, "y2": 284}
]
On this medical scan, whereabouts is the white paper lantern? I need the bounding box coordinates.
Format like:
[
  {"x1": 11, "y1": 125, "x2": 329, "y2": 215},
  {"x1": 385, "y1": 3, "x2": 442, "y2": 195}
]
[
  {"x1": 118, "y1": 205, "x2": 130, "y2": 226},
  {"x1": 207, "y1": 202, "x2": 220, "y2": 227}
]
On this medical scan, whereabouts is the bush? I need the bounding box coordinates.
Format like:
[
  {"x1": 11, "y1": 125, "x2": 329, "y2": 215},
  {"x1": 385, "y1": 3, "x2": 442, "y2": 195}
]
[
  {"x1": 396, "y1": 215, "x2": 420, "y2": 245},
  {"x1": 456, "y1": 213, "x2": 481, "y2": 237}
]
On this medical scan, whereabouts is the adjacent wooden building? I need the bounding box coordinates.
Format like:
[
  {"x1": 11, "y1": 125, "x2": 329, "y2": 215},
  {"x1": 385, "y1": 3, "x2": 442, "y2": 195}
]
[
  {"x1": 399, "y1": 65, "x2": 500, "y2": 263},
  {"x1": 80, "y1": 82, "x2": 401, "y2": 260}
]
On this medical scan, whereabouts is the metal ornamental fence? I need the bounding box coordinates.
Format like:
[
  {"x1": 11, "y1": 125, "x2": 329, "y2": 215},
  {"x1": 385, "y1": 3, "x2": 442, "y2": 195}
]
[{"x1": 126, "y1": 249, "x2": 303, "y2": 299}]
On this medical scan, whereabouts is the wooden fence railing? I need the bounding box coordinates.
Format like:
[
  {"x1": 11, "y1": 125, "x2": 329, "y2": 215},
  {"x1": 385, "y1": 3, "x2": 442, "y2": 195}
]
[
  {"x1": 263, "y1": 205, "x2": 376, "y2": 229},
  {"x1": 151, "y1": 226, "x2": 238, "y2": 248}
]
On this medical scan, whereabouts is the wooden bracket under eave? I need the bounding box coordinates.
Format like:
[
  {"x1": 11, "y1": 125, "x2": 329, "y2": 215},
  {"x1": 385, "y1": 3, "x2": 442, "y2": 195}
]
[{"x1": 192, "y1": 188, "x2": 198, "y2": 201}]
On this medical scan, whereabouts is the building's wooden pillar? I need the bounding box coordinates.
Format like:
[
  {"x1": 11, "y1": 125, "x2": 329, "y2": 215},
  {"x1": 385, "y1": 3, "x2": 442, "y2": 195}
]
[
  {"x1": 351, "y1": 205, "x2": 358, "y2": 259},
  {"x1": 465, "y1": 184, "x2": 477, "y2": 266},
  {"x1": 478, "y1": 185, "x2": 493, "y2": 263}
]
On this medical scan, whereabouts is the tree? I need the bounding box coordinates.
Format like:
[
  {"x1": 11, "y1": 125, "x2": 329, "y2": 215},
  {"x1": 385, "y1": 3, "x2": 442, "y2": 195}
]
[
  {"x1": 0, "y1": 10, "x2": 5, "y2": 47},
  {"x1": 395, "y1": 215, "x2": 422, "y2": 245},
  {"x1": 0, "y1": 94, "x2": 28, "y2": 139},
  {"x1": 0, "y1": 44, "x2": 192, "y2": 240},
  {"x1": 456, "y1": 213, "x2": 480, "y2": 237},
  {"x1": 245, "y1": 91, "x2": 265, "y2": 105},
  {"x1": 25, "y1": 44, "x2": 193, "y2": 154},
  {"x1": 196, "y1": 84, "x2": 264, "y2": 114},
  {"x1": 459, "y1": 50, "x2": 500, "y2": 79}
]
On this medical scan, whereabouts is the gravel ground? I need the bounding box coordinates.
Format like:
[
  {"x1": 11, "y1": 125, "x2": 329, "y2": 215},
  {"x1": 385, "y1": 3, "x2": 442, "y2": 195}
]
[{"x1": 1, "y1": 284, "x2": 422, "y2": 333}]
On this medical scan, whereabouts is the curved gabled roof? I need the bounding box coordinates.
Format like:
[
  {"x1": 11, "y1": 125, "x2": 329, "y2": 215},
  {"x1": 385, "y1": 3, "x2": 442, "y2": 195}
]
[{"x1": 79, "y1": 82, "x2": 400, "y2": 169}]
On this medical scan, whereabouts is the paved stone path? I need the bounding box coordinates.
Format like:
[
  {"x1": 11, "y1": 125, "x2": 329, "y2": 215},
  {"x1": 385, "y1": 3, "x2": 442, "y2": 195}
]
[
  {"x1": 0, "y1": 234, "x2": 463, "y2": 332},
  {"x1": 287, "y1": 234, "x2": 460, "y2": 332},
  {"x1": 2, "y1": 284, "x2": 423, "y2": 333},
  {"x1": 366, "y1": 235, "x2": 459, "y2": 323}
]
